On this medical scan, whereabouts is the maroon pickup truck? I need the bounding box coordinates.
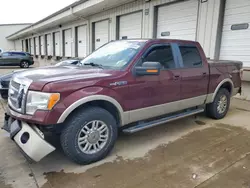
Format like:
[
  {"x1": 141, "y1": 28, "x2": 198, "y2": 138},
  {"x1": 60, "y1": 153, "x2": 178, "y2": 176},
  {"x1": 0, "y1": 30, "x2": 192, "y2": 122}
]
[{"x1": 2, "y1": 39, "x2": 242, "y2": 164}]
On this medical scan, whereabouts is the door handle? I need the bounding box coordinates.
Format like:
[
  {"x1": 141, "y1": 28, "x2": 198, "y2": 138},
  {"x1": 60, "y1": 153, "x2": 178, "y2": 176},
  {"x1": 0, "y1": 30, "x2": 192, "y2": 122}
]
[
  {"x1": 202, "y1": 72, "x2": 207, "y2": 77},
  {"x1": 173, "y1": 75, "x2": 180, "y2": 80}
]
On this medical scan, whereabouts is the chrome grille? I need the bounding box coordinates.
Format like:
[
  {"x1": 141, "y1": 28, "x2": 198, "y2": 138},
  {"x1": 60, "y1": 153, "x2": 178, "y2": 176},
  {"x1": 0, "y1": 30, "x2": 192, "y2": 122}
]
[
  {"x1": 9, "y1": 80, "x2": 21, "y2": 109},
  {"x1": 8, "y1": 77, "x2": 32, "y2": 113}
]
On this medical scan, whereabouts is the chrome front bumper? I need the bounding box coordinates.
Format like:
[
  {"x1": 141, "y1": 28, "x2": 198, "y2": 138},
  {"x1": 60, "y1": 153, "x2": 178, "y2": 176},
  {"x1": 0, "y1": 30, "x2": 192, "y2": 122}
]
[{"x1": 2, "y1": 115, "x2": 55, "y2": 162}]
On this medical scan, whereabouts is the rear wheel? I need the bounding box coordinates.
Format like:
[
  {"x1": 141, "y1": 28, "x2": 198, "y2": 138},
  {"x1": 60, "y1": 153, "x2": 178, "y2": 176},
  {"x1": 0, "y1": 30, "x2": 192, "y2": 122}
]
[
  {"x1": 206, "y1": 88, "x2": 230, "y2": 119},
  {"x1": 60, "y1": 107, "x2": 118, "y2": 164},
  {"x1": 20, "y1": 61, "x2": 29, "y2": 68}
]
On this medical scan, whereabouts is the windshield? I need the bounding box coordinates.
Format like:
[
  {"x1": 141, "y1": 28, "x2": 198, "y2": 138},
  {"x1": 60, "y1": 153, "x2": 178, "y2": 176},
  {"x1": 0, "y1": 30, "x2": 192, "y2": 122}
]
[{"x1": 80, "y1": 40, "x2": 146, "y2": 69}]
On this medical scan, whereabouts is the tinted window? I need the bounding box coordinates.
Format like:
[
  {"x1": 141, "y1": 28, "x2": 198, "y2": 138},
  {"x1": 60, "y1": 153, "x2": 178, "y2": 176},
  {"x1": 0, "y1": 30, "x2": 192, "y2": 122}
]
[
  {"x1": 12, "y1": 52, "x2": 26, "y2": 56},
  {"x1": 1, "y1": 52, "x2": 11, "y2": 57},
  {"x1": 143, "y1": 46, "x2": 176, "y2": 69},
  {"x1": 179, "y1": 46, "x2": 202, "y2": 68},
  {"x1": 80, "y1": 40, "x2": 145, "y2": 69}
]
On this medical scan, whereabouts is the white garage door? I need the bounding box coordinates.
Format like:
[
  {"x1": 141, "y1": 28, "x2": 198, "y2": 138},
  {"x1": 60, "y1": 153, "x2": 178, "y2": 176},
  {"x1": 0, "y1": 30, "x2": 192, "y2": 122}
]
[
  {"x1": 29, "y1": 38, "x2": 34, "y2": 54},
  {"x1": 77, "y1": 25, "x2": 87, "y2": 57},
  {"x1": 54, "y1": 32, "x2": 60, "y2": 56},
  {"x1": 29, "y1": 39, "x2": 32, "y2": 53},
  {"x1": 220, "y1": 0, "x2": 250, "y2": 68},
  {"x1": 15, "y1": 40, "x2": 22, "y2": 51},
  {"x1": 157, "y1": 0, "x2": 199, "y2": 40},
  {"x1": 94, "y1": 20, "x2": 109, "y2": 50},
  {"x1": 119, "y1": 12, "x2": 142, "y2": 39},
  {"x1": 31, "y1": 38, "x2": 35, "y2": 55},
  {"x1": 64, "y1": 29, "x2": 72, "y2": 57},
  {"x1": 46, "y1": 34, "x2": 52, "y2": 56},
  {"x1": 35, "y1": 37, "x2": 39, "y2": 55},
  {"x1": 40, "y1": 35, "x2": 45, "y2": 55}
]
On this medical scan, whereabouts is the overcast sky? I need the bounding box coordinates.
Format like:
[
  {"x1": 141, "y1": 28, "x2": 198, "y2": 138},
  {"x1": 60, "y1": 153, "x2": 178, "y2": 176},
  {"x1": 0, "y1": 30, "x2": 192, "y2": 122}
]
[{"x1": 0, "y1": 0, "x2": 77, "y2": 24}]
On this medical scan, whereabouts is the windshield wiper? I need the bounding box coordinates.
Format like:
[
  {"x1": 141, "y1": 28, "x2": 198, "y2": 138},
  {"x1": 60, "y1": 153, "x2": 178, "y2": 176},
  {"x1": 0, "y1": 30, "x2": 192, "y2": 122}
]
[{"x1": 84, "y1": 62, "x2": 104, "y2": 69}]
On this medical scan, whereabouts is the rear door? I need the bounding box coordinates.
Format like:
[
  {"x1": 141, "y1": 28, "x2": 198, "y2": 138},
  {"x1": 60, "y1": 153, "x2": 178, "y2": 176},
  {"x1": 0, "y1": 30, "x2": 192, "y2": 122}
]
[
  {"x1": 176, "y1": 44, "x2": 209, "y2": 109},
  {"x1": 11, "y1": 52, "x2": 26, "y2": 65},
  {"x1": 0, "y1": 52, "x2": 12, "y2": 65}
]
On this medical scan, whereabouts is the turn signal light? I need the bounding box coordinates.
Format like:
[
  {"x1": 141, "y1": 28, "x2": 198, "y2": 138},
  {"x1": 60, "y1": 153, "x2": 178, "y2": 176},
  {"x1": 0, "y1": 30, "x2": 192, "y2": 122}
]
[{"x1": 47, "y1": 93, "x2": 60, "y2": 110}]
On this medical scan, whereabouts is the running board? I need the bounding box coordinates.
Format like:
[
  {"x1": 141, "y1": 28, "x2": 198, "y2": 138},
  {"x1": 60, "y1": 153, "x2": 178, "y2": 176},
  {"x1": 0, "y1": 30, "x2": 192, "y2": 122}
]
[{"x1": 123, "y1": 108, "x2": 204, "y2": 134}]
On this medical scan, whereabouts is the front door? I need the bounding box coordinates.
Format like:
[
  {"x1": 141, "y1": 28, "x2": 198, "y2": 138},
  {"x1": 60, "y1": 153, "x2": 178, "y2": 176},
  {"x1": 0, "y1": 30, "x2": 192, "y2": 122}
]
[
  {"x1": 176, "y1": 44, "x2": 209, "y2": 110},
  {"x1": 129, "y1": 44, "x2": 181, "y2": 123}
]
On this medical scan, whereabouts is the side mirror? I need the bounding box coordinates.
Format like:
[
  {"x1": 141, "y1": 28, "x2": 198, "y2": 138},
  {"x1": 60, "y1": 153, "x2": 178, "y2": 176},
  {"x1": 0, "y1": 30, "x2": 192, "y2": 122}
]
[{"x1": 135, "y1": 61, "x2": 161, "y2": 76}]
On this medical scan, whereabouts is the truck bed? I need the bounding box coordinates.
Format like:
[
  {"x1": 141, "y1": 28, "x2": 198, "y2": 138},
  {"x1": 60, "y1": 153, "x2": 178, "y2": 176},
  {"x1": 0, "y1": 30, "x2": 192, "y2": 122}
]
[{"x1": 208, "y1": 59, "x2": 243, "y2": 69}]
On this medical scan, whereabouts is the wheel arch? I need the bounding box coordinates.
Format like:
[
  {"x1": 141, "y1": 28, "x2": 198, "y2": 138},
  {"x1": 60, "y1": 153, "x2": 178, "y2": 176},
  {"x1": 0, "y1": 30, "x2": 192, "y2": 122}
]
[
  {"x1": 210, "y1": 78, "x2": 234, "y2": 103},
  {"x1": 57, "y1": 95, "x2": 127, "y2": 126}
]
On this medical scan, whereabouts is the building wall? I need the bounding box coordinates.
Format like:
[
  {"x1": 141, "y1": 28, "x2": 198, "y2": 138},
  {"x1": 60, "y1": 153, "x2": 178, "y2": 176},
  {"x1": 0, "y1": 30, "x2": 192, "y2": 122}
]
[
  {"x1": 12, "y1": 0, "x2": 223, "y2": 66},
  {"x1": 0, "y1": 24, "x2": 30, "y2": 51}
]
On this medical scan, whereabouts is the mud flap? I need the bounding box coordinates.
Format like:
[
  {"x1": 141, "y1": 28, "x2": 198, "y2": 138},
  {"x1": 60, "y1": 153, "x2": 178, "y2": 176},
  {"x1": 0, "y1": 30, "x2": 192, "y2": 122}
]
[{"x1": 13, "y1": 121, "x2": 56, "y2": 162}]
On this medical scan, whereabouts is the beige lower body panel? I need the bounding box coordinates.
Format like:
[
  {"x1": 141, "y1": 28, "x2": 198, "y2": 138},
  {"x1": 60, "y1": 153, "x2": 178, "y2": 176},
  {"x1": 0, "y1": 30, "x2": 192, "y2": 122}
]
[
  {"x1": 13, "y1": 122, "x2": 55, "y2": 162},
  {"x1": 125, "y1": 95, "x2": 207, "y2": 125}
]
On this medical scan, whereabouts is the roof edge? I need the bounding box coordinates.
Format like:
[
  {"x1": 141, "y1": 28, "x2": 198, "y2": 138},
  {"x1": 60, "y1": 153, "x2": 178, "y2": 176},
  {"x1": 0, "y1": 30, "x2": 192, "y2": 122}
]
[
  {"x1": 0, "y1": 23, "x2": 32, "y2": 26},
  {"x1": 6, "y1": 0, "x2": 89, "y2": 39}
]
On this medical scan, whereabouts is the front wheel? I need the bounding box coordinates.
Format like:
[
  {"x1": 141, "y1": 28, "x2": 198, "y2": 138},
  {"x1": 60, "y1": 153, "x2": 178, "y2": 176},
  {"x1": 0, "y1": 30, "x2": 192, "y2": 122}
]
[
  {"x1": 20, "y1": 61, "x2": 29, "y2": 68},
  {"x1": 60, "y1": 107, "x2": 118, "y2": 164},
  {"x1": 206, "y1": 88, "x2": 230, "y2": 119}
]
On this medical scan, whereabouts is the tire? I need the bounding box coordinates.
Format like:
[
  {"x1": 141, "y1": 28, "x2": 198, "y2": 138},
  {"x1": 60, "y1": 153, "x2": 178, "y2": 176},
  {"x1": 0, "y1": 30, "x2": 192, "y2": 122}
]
[
  {"x1": 20, "y1": 61, "x2": 29, "y2": 68},
  {"x1": 60, "y1": 107, "x2": 118, "y2": 164},
  {"x1": 206, "y1": 88, "x2": 230, "y2": 119}
]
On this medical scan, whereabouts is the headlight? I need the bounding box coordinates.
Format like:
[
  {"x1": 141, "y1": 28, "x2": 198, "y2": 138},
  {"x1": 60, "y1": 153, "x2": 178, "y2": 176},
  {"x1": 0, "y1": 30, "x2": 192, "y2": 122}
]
[{"x1": 26, "y1": 91, "x2": 60, "y2": 115}]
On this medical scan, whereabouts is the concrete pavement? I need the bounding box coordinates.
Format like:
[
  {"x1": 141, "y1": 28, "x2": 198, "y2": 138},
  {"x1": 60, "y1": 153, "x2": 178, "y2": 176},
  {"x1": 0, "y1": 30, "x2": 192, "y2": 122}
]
[
  {"x1": 0, "y1": 98, "x2": 250, "y2": 188},
  {"x1": 0, "y1": 67, "x2": 250, "y2": 188}
]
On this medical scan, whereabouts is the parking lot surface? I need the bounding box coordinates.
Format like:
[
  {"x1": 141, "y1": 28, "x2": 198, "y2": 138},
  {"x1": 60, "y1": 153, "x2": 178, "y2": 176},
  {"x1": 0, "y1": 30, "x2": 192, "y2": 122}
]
[{"x1": 0, "y1": 67, "x2": 250, "y2": 188}]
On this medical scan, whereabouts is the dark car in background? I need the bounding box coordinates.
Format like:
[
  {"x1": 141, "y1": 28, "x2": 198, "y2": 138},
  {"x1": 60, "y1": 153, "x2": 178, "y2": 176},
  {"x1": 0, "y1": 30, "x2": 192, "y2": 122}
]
[
  {"x1": 0, "y1": 59, "x2": 81, "y2": 99},
  {"x1": 0, "y1": 51, "x2": 34, "y2": 68}
]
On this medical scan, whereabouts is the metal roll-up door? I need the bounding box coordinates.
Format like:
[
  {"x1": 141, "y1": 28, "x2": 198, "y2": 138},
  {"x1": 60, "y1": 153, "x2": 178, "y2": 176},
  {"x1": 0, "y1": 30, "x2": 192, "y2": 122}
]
[
  {"x1": 54, "y1": 32, "x2": 60, "y2": 56},
  {"x1": 46, "y1": 34, "x2": 52, "y2": 56},
  {"x1": 76, "y1": 25, "x2": 87, "y2": 57},
  {"x1": 28, "y1": 39, "x2": 32, "y2": 53},
  {"x1": 220, "y1": 0, "x2": 250, "y2": 68},
  {"x1": 156, "y1": 0, "x2": 199, "y2": 40},
  {"x1": 94, "y1": 20, "x2": 109, "y2": 50},
  {"x1": 118, "y1": 11, "x2": 142, "y2": 39},
  {"x1": 35, "y1": 37, "x2": 39, "y2": 55},
  {"x1": 30, "y1": 38, "x2": 34, "y2": 55},
  {"x1": 64, "y1": 29, "x2": 72, "y2": 57},
  {"x1": 40, "y1": 35, "x2": 45, "y2": 55}
]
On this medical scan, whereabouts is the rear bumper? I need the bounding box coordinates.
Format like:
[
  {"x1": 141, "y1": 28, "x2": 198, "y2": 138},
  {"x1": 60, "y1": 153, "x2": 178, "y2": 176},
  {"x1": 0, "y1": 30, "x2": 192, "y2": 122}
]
[
  {"x1": 2, "y1": 113, "x2": 55, "y2": 162},
  {"x1": 232, "y1": 87, "x2": 241, "y2": 96}
]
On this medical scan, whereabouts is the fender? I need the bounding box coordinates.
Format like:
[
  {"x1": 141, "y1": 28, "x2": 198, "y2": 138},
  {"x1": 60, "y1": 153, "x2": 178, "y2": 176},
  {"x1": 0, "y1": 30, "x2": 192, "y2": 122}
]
[
  {"x1": 206, "y1": 78, "x2": 234, "y2": 103},
  {"x1": 57, "y1": 95, "x2": 129, "y2": 126}
]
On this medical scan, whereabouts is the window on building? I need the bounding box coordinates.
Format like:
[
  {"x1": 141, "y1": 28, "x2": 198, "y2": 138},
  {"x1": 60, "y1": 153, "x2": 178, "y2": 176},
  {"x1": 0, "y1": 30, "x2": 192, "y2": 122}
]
[
  {"x1": 143, "y1": 45, "x2": 176, "y2": 69},
  {"x1": 179, "y1": 46, "x2": 202, "y2": 68}
]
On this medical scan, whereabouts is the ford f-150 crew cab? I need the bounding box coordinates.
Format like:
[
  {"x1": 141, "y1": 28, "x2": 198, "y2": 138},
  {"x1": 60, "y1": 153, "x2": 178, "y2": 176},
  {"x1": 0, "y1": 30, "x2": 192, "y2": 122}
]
[{"x1": 2, "y1": 39, "x2": 242, "y2": 164}]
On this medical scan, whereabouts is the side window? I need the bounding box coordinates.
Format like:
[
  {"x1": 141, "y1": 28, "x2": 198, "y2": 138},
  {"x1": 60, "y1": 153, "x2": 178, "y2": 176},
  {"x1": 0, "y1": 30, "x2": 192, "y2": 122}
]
[
  {"x1": 12, "y1": 52, "x2": 26, "y2": 56},
  {"x1": 143, "y1": 46, "x2": 176, "y2": 69},
  {"x1": 179, "y1": 46, "x2": 202, "y2": 68},
  {"x1": 1, "y1": 52, "x2": 11, "y2": 57}
]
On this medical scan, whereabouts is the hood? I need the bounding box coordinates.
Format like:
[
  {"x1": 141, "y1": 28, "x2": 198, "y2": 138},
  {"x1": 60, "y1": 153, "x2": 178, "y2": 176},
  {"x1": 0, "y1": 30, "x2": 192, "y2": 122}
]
[
  {"x1": 15, "y1": 66, "x2": 111, "y2": 82},
  {"x1": 13, "y1": 66, "x2": 113, "y2": 90}
]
